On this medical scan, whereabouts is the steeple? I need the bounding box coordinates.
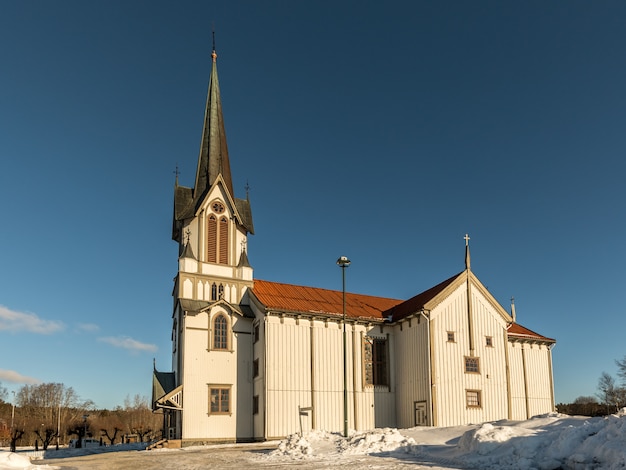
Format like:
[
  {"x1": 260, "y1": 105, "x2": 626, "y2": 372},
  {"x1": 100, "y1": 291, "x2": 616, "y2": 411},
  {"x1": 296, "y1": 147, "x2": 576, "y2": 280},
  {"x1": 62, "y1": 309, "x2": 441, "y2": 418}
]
[
  {"x1": 193, "y1": 46, "x2": 234, "y2": 208},
  {"x1": 172, "y1": 43, "x2": 254, "y2": 242}
]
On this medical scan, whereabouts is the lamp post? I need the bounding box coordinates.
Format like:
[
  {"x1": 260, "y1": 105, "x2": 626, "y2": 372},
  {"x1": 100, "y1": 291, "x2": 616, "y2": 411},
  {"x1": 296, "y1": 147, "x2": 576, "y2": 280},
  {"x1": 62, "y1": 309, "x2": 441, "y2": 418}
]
[
  {"x1": 82, "y1": 414, "x2": 89, "y2": 448},
  {"x1": 56, "y1": 403, "x2": 60, "y2": 450},
  {"x1": 10, "y1": 391, "x2": 15, "y2": 432},
  {"x1": 336, "y1": 256, "x2": 350, "y2": 438}
]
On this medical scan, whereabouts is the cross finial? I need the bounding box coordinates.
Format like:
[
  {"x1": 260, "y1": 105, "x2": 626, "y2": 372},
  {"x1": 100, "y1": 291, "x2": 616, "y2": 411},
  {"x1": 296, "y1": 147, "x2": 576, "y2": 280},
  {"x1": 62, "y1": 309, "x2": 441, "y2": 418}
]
[
  {"x1": 173, "y1": 164, "x2": 180, "y2": 184},
  {"x1": 245, "y1": 180, "x2": 250, "y2": 200},
  {"x1": 211, "y1": 27, "x2": 217, "y2": 62},
  {"x1": 185, "y1": 228, "x2": 191, "y2": 245},
  {"x1": 241, "y1": 237, "x2": 247, "y2": 252},
  {"x1": 464, "y1": 233, "x2": 471, "y2": 270}
]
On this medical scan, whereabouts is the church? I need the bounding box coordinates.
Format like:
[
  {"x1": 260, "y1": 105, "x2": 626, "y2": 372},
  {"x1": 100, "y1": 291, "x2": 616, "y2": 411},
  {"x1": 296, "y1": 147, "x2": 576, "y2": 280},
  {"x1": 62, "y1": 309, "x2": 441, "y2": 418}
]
[{"x1": 152, "y1": 48, "x2": 556, "y2": 445}]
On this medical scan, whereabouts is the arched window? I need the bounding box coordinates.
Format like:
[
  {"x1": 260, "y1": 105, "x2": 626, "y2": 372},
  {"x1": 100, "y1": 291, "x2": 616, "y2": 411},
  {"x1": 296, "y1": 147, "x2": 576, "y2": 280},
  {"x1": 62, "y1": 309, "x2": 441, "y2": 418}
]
[
  {"x1": 207, "y1": 215, "x2": 217, "y2": 263},
  {"x1": 211, "y1": 283, "x2": 217, "y2": 301},
  {"x1": 219, "y1": 216, "x2": 229, "y2": 265},
  {"x1": 213, "y1": 314, "x2": 228, "y2": 350},
  {"x1": 218, "y1": 284, "x2": 224, "y2": 299}
]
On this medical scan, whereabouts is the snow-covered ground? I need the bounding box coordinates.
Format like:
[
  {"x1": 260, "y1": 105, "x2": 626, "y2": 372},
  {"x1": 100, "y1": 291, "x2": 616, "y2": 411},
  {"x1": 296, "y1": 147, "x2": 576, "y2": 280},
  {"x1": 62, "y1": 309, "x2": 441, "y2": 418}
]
[{"x1": 3, "y1": 411, "x2": 626, "y2": 469}]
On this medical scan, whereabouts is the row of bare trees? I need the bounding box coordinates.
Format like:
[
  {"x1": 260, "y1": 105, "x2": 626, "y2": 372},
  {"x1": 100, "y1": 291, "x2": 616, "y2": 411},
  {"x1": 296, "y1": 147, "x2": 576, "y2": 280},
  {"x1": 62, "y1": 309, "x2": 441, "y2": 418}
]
[{"x1": 0, "y1": 382, "x2": 160, "y2": 451}]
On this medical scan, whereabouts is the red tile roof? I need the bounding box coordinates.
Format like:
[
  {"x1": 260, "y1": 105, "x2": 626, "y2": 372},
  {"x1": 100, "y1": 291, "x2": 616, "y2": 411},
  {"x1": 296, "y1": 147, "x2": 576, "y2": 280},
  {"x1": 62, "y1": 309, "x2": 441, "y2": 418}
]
[
  {"x1": 386, "y1": 272, "x2": 462, "y2": 322},
  {"x1": 252, "y1": 279, "x2": 403, "y2": 320},
  {"x1": 252, "y1": 279, "x2": 555, "y2": 344},
  {"x1": 507, "y1": 322, "x2": 555, "y2": 343}
]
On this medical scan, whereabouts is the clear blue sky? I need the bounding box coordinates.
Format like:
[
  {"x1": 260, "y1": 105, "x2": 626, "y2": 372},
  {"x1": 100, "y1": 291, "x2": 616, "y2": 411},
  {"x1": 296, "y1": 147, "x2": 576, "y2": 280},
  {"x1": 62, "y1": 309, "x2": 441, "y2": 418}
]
[{"x1": 1, "y1": 1, "x2": 625, "y2": 410}]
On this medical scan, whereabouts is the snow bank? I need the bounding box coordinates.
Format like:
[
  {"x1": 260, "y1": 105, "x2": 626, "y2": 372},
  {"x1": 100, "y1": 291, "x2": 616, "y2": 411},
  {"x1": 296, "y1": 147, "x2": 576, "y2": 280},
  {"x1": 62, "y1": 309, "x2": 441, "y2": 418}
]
[
  {"x1": 0, "y1": 451, "x2": 58, "y2": 470},
  {"x1": 270, "y1": 428, "x2": 415, "y2": 460},
  {"x1": 265, "y1": 412, "x2": 626, "y2": 469}
]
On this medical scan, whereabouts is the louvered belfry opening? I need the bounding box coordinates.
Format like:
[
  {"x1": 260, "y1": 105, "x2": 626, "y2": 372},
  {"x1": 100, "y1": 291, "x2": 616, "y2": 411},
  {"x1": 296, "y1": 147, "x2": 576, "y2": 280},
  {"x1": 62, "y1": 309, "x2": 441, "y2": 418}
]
[
  {"x1": 207, "y1": 215, "x2": 217, "y2": 263},
  {"x1": 219, "y1": 216, "x2": 229, "y2": 264}
]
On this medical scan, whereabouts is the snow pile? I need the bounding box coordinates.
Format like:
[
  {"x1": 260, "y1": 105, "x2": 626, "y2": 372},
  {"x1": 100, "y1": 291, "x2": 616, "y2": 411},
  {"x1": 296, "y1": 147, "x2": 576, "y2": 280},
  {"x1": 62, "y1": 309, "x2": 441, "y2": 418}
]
[
  {"x1": 0, "y1": 451, "x2": 58, "y2": 470},
  {"x1": 266, "y1": 412, "x2": 626, "y2": 469},
  {"x1": 270, "y1": 431, "x2": 320, "y2": 459},
  {"x1": 270, "y1": 427, "x2": 415, "y2": 460},
  {"x1": 339, "y1": 427, "x2": 415, "y2": 455},
  {"x1": 458, "y1": 422, "x2": 537, "y2": 455},
  {"x1": 448, "y1": 413, "x2": 626, "y2": 470}
]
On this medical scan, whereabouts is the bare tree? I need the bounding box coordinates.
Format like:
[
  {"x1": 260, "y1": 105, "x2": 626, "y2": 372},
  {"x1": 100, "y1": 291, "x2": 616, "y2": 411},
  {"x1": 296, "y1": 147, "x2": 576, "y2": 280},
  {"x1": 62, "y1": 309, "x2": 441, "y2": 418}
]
[
  {"x1": 616, "y1": 356, "x2": 626, "y2": 385},
  {"x1": 34, "y1": 426, "x2": 57, "y2": 450},
  {"x1": 10, "y1": 429, "x2": 24, "y2": 453},
  {"x1": 597, "y1": 372, "x2": 621, "y2": 414},
  {"x1": 16, "y1": 382, "x2": 94, "y2": 446},
  {"x1": 0, "y1": 382, "x2": 7, "y2": 403},
  {"x1": 123, "y1": 395, "x2": 160, "y2": 442}
]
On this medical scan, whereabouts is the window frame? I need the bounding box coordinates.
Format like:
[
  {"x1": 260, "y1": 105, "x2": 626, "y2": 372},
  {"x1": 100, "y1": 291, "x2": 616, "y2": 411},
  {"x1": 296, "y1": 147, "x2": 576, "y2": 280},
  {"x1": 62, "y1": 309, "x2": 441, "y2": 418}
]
[
  {"x1": 253, "y1": 323, "x2": 260, "y2": 343},
  {"x1": 447, "y1": 331, "x2": 455, "y2": 343},
  {"x1": 363, "y1": 336, "x2": 389, "y2": 387},
  {"x1": 464, "y1": 356, "x2": 480, "y2": 374},
  {"x1": 466, "y1": 389, "x2": 482, "y2": 408},
  {"x1": 485, "y1": 336, "x2": 493, "y2": 347},
  {"x1": 208, "y1": 385, "x2": 231, "y2": 415},
  {"x1": 212, "y1": 314, "x2": 229, "y2": 350}
]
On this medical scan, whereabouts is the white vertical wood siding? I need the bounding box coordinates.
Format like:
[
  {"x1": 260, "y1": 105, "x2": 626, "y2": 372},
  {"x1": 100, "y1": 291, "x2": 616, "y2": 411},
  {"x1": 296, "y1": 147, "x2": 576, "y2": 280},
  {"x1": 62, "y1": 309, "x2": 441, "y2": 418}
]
[
  {"x1": 394, "y1": 316, "x2": 431, "y2": 429},
  {"x1": 180, "y1": 309, "x2": 252, "y2": 441},
  {"x1": 263, "y1": 317, "x2": 394, "y2": 438},
  {"x1": 430, "y1": 283, "x2": 510, "y2": 427},
  {"x1": 524, "y1": 344, "x2": 554, "y2": 416},
  {"x1": 265, "y1": 317, "x2": 313, "y2": 438},
  {"x1": 507, "y1": 342, "x2": 527, "y2": 420},
  {"x1": 507, "y1": 342, "x2": 554, "y2": 419}
]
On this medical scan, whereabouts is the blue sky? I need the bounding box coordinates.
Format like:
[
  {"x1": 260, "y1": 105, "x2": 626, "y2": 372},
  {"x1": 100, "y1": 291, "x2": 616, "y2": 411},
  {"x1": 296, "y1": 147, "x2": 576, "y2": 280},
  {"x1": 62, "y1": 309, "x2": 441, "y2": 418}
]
[{"x1": 1, "y1": 1, "x2": 625, "y2": 409}]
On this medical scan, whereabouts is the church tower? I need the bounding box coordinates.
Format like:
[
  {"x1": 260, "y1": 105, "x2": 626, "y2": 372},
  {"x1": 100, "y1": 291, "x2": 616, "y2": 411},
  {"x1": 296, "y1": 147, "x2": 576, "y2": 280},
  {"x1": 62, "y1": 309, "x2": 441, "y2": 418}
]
[{"x1": 155, "y1": 46, "x2": 256, "y2": 442}]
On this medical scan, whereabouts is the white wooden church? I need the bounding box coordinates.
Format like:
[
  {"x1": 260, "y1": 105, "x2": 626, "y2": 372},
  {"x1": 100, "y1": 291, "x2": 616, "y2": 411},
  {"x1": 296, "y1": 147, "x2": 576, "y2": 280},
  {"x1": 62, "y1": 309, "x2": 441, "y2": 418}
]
[{"x1": 152, "y1": 49, "x2": 556, "y2": 445}]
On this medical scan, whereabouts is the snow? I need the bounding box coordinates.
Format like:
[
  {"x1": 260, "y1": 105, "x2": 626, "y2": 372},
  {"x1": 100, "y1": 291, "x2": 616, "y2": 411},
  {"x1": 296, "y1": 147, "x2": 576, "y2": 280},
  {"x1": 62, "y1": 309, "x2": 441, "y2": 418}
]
[{"x1": 2, "y1": 411, "x2": 626, "y2": 469}]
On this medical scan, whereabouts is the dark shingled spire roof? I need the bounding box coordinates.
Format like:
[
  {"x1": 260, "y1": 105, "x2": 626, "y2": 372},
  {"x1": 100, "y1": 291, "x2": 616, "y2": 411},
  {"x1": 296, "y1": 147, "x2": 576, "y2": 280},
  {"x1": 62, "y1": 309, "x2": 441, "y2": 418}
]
[
  {"x1": 172, "y1": 48, "x2": 254, "y2": 240},
  {"x1": 193, "y1": 49, "x2": 234, "y2": 205}
]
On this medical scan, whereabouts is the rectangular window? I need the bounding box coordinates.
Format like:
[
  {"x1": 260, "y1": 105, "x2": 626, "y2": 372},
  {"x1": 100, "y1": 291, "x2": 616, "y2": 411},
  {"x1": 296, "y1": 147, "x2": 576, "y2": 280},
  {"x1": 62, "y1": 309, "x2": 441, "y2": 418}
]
[
  {"x1": 465, "y1": 356, "x2": 480, "y2": 373},
  {"x1": 466, "y1": 390, "x2": 481, "y2": 408},
  {"x1": 253, "y1": 359, "x2": 259, "y2": 378},
  {"x1": 209, "y1": 386, "x2": 230, "y2": 414},
  {"x1": 364, "y1": 337, "x2": 388, "y2": 386},
  {"x1": 447, "y1": 331, "x2": 455, "y2": 342},
  {"x1": 485, "y1": 336, "x2": 493, "y2": 347},
  {"x1": 253, "y1": 324, "x2": 260, "y2": 343},
  {"x1": 253, "y1": 395, "x2": 259, "y2": 415}
]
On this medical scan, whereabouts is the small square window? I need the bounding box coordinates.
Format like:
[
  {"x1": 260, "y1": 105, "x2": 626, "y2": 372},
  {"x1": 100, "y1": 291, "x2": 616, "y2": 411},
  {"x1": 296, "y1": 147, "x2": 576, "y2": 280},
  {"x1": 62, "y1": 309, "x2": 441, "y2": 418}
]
[
  {"x1": 485, "y1": 336, "x2": 493, "y2": 347},
  {"x1": 447, "y1": 331, "x2": 455, "y2": 342},
  {"x1": 466, "y1": 390, "x2": 481, "y2": 408},
  {"x1": 465, "y1": 356, "x2": 480, "y2": 373}
]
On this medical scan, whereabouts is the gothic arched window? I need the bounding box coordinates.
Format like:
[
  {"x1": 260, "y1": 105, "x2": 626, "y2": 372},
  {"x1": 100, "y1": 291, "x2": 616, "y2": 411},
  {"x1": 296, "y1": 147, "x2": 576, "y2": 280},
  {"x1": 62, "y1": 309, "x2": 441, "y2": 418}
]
[
  {"x1": 213, "y1": 314, "x2": 228, "y2": 350},
  {"x1": 211, "y1": 283, "x2": 217, "y2": 301}
]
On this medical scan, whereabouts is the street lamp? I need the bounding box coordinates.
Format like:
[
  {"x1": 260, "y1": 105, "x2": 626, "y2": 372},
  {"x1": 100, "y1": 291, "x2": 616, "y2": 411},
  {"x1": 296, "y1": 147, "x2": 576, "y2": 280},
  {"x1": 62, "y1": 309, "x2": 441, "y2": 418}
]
[
  {"x1": 336, "y1": 256, "x2": 350, "y2": 438},
  {"x1": 82, "y1": 414, "x2": 89, "y2": 448},
  {"x1": 10, "y1": 391, "x2": 15, "y2": 432}
]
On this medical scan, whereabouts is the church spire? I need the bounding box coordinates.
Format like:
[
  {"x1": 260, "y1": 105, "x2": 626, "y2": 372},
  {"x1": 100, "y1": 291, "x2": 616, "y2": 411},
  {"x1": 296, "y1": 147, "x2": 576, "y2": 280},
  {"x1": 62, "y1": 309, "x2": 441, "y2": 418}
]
[{"x1": 193, "y1": 42, "x2": 235, "y2": 208}]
